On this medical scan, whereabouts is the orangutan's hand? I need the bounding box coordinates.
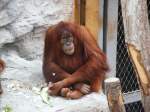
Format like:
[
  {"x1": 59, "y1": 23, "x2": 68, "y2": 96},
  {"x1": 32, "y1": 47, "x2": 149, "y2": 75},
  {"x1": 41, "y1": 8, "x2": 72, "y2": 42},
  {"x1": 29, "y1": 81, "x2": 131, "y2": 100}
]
[
  {"x1": 48, "y1": 81, "x2": 64, "y2": 96},
  {"x1": 74, "y1": 83, "x2": 91, "y2": 94}
]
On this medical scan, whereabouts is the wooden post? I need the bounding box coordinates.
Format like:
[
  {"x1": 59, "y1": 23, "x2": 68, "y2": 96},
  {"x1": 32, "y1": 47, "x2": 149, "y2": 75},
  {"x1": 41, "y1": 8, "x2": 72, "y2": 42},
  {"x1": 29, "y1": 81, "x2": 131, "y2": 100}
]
[
  {"x1": 85, "y1": 0, "x2": 100, "y2": 39},
  {"x1": 73, "y1": 0, "x2": 100, "y2": 40},
  {"x1": 73, "y1": 0, "x2": 80, "y2": 24},
  {"x1": 80, "y1": 0, "x2": 86, "y2": 25},
  {"x1": 104, "y1": 77, "x2": 126, "y2": 112}
]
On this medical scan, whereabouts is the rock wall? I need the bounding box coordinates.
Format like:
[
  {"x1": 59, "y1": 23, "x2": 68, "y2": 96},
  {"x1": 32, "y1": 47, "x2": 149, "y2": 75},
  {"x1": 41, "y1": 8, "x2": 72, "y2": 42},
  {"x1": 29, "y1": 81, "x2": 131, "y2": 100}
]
[{"x1": 0, "y1": 0, "x2": 73, "y2": 60}]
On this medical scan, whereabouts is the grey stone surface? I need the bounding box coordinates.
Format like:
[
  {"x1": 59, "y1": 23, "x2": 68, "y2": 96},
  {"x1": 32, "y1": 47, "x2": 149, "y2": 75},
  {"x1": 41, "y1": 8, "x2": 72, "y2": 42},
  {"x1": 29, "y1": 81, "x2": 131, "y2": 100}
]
[
  {"x1": 0, "y1": 28, "x2": 15, "y2": 47},
  {"x1": 0, "y1": 52, "x2": 109, "y2": 112},
  {"x1": 0, "y1": 0, "x2": 10, "y2": 10},
  {"x1": 0, "y1": 0, "x2": 23, "y2": 27},
  {"x1": 0, "y1": 0, "x2": 73, "y2": 60},
  {"x1": 0, "y1": 83, "x2": 109, "y2": 112}
]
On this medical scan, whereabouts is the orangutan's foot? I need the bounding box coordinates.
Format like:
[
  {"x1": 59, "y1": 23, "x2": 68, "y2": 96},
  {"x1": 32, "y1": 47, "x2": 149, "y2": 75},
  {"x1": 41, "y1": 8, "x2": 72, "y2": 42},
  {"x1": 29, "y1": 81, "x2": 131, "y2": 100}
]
[
  {"x1": 60, "y1": 88, "x2": 71, "y2": 97},
  {"x1": 66, "y1": 90, "x2": 83, "y2": 99}
]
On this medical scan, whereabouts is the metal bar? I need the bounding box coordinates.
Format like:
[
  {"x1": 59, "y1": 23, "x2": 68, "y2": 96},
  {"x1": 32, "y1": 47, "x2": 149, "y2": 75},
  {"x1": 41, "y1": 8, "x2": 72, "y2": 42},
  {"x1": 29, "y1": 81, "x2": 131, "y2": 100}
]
[{"x1": 103, "y1": 0, "x2": 108, "y2": 53}]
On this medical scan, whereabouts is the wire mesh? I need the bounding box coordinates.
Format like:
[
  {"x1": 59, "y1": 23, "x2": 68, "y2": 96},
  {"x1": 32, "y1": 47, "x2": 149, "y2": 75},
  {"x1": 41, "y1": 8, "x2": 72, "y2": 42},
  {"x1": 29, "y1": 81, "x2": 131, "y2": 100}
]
[
  {"x1": 116, "y1": 0, "x2": 144, "y2": 111},
  {"x1": 125, "y1": 101, "x2": 144, "y2": 112},
  {"x1": 117, "y1": 1, "x2": 139, "y2": 93}
]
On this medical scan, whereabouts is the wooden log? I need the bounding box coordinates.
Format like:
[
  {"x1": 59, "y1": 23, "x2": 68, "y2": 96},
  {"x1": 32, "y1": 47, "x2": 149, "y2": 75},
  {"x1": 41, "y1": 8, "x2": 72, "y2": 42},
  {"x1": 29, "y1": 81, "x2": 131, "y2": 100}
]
[
  {"x1": 121, "y1": 0, "x2": 150, "y2": 95},
  {"x1": 121, "y1": 0, "x2": 150, "y2": 111},
  {"x1": 104, "y1": 77, "x2": 126, "y2": 112},
  {"x1": 128, "y1": 44, "x2": 150, "y2": 95}
]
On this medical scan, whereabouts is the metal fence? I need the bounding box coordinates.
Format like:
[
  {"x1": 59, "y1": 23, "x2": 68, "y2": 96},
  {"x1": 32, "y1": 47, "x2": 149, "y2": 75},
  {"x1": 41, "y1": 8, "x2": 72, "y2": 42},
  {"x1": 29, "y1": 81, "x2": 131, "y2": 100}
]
[{"x1": 116, "y1": 0, "x2": 144, "y2": 111}]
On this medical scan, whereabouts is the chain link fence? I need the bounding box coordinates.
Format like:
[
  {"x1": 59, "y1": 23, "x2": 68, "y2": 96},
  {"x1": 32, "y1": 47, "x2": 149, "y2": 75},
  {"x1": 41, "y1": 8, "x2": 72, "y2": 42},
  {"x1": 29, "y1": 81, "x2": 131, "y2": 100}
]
[{"x1": 116, "y1": 0, "x2": 144, "y2": 111}]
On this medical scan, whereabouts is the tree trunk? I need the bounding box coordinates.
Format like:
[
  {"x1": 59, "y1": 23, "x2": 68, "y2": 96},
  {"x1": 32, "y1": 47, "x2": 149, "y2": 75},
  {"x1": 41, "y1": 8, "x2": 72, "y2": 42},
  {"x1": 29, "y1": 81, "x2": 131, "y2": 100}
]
[
  {"x1": 121, "y1": 0, "x2": 150, "y2": 111},
  {"x1": 104, "y1": 77, "x2": 126, "y2": 112}
]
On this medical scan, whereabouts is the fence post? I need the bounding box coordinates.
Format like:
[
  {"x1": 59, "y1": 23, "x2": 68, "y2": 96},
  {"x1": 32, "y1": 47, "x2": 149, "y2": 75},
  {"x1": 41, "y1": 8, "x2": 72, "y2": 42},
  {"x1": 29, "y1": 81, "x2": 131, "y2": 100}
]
[{"x1": 104, "y1": 77, "x2": 126, "y2": 112}]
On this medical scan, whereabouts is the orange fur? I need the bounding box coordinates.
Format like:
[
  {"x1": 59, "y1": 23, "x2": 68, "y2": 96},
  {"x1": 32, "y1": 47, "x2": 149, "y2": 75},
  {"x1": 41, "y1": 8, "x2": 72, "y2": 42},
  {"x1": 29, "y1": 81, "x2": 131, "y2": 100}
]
[
  {"x1": 0, "y1": 59, "x2": 5, "y2": 73},
  {"x1": 0, "y1": 59, "x2": 5, "y2": 94},
  {"x1": 43, "y1": 21, "x2": 109, "y2": 94}
]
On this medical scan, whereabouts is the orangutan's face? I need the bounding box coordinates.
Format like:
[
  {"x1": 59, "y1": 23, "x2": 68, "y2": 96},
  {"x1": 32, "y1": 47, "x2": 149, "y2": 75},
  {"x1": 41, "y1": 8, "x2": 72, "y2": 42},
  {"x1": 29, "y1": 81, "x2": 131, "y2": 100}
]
[{"x1": 61, "y1": 31, "x2": 75, "y2": 55}]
